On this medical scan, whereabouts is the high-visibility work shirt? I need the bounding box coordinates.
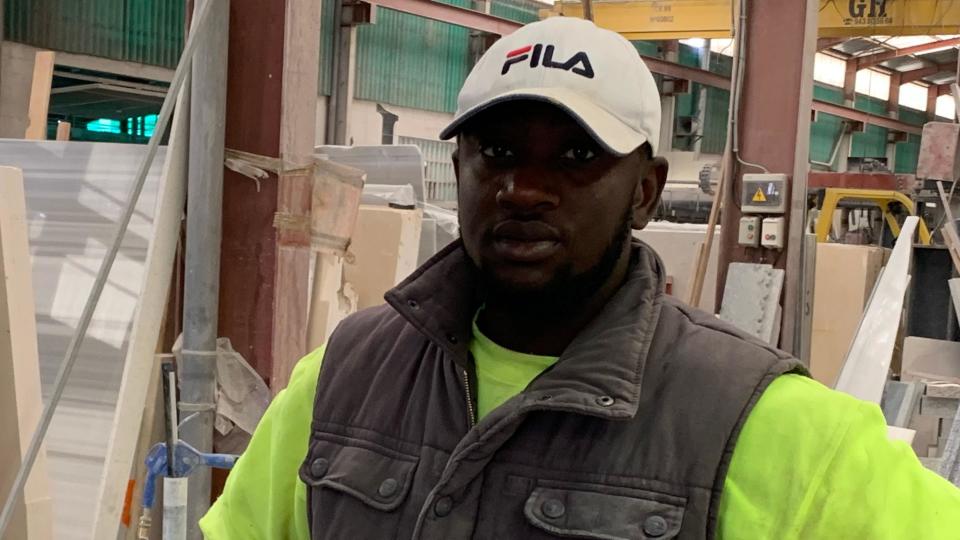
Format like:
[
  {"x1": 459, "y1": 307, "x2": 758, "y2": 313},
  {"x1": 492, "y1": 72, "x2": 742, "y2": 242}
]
[{"x1": 200, "y1": 326, "x2": 960, "y2": 539}]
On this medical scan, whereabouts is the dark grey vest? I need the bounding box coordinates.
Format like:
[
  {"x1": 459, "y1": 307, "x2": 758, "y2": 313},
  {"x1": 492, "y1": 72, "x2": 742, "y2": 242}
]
[{"x1": 300, "y1": 241, "x2": 804, "y2": 539}]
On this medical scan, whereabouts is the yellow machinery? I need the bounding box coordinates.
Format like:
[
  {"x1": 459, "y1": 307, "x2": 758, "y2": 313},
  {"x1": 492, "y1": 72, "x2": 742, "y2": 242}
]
[
  {"x1": 543, "y1": 0, "x2": 960, "y2": 40},
  {"x1": 814, "y1": 188, "x2": 933, "y2": 245}
]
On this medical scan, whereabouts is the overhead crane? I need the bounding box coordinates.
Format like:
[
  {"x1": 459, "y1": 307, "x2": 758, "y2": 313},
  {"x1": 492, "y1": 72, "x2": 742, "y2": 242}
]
[{"x1": 542, "y1": 0, "x2": 960, "y2": 40}]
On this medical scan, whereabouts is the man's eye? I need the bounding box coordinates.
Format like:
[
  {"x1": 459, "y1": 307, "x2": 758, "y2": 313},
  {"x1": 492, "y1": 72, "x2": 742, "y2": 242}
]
[
  {"x1": 562, "y1": 147, "x2": 596, "y2": 162},
  {"x1": 481, "y1": 145, "x2": 515, "y2": 158}
]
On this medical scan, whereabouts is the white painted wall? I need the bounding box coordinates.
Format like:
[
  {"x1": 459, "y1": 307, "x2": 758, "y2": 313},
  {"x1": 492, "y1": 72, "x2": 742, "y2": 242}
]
[{"x1": 315, "y1": 97, "x2": 454, "y2": 146}]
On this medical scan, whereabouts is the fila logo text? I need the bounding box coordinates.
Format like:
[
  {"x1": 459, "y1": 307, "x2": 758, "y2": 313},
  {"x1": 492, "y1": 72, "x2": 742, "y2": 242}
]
[{"x1": 501, "y1": 44, "x2": 595, "y2": 79}]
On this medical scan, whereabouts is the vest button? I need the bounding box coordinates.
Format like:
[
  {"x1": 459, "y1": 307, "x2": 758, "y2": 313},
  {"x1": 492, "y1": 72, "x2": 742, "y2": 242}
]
[
  {"x1": 643, "y1": 515, "x2": 669, "y2": 537},
  {"x1": 446, "y1": 333, "x2": 458, "y2": 344},
  {"x1": 596, "y1": 395, "x2": 615, "y2": 407},
  {"x1": 407, "y1": 299, "x2": 419, "y2": 309},
  {"x1": 541, "y1": 498, "x2": 565, "y2": 519},
  {"x1": 378, "y1": 478, "x2": 399, "y2": 498},
  {"x1": 434, "y1": 496, "x2": 453, "y2": 517},
  {"x1": 309, "y1": 458, "x2": 329, "y2": 477}
]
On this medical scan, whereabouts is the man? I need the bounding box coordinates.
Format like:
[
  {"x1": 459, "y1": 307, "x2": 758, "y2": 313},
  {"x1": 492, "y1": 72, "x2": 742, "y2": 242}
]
[{"x1": 201, "y1": 17, "x2": 960, "y2": 539}]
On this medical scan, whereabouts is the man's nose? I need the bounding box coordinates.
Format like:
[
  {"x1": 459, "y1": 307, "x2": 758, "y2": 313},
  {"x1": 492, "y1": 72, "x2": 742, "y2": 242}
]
[{"x1": 496, "y1": 168, "x2": 560, "y2": 214}]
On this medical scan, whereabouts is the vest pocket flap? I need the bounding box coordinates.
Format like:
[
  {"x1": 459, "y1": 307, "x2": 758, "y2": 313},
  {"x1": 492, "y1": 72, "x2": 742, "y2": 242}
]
[
  {"x1": 523, "y1": 486, "x2": 684, "y2": 539},
  {"x1": 299, "y1": 439, "x2": 418, "y2": 511}
]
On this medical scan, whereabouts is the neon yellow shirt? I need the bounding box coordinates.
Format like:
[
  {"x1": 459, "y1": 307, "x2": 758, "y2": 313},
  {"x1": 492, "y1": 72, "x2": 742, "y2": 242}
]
[{"x1": 201, "y1": 328, "x2": 960, "y2": 539}]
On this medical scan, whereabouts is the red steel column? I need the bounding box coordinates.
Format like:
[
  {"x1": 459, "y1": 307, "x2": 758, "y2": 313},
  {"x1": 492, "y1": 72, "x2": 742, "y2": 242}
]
[
  {"x1": 219, "y1": 0, "x2": 320, "y2": 387},
  {"x1": 716, "y1": 0, "x2": 818, "y2": 355}
]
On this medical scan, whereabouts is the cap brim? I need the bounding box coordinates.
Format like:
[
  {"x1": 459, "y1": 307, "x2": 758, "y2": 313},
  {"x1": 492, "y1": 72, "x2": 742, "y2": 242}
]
[{"x1": 439, "y1": 87, "x2": 652, "y2": 156}]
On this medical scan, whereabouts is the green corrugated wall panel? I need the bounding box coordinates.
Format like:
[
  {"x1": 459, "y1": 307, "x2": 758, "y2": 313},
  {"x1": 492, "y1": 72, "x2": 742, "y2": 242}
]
[
  {"x1": 851, "y1": 95, "x2": 887, "y2": 159},
  {"x1": 319, "y1": 0, "x2": 336, "y2": 96},
  {"x1": 898, "y1": 106, "x2": 927, "y2": 126},
  {"x1": 813, "y1": 84, "x2": 844, "y2": 104},
  {"x1": 809, "y1": 111, "x2": 843, "y2": 164},
  {"x1": 668, "y1": 45, "x2": 703, "y2": 151},
  {"x1": 699, "y1": 52, "x2": 730, "y2": 155},
  {"x1": 490, "y1": 0, "x2": 542, "y2": 24},
  {"x1": 895, "y1": 134, "x2": 921, "y2": 174},
  {"x1": 631, "y1": 41, "x2": 660, "y2": 57},
  {"x1": 808, "y1": 84, "x2": 845, "y2": 164},
  {"x1": 354, "y1": 1, "x2": 471, "y2": 113},
  {"x1": 4, "y1": 0, "x2": 183, "y2": 67},
  {"x1": 894, "y1": 106, "x2": 926, "y2": 174},
  {"x1": 351, "y1": 0, "x2": 539, "y2": 111}
]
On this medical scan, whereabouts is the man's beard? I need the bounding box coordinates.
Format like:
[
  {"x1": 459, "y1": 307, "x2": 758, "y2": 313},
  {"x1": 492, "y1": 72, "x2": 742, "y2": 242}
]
[{"x1": 479, "y1": 207, "x2": 634, "y2": 319}]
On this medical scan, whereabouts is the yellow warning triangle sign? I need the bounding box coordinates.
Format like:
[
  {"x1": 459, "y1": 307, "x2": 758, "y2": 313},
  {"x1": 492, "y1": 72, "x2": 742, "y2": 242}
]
[{"x1": 752, "y1": 187, "x2": 767, "y2": 203}]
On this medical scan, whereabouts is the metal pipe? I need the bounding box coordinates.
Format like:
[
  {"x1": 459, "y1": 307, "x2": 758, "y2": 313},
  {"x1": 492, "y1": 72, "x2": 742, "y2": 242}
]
[
  {"x1": 0, "y1": 0, "x2": 219, "y2": 535},
  {"x1": 692, "y1": 39, "x2": 711, "y2": 159},
  {"x1": 809, "y1": 124, "x2": 847, "y2": 170},
  {"x1": 180, "y1": 0, "x2": 228, "y2": 536}
]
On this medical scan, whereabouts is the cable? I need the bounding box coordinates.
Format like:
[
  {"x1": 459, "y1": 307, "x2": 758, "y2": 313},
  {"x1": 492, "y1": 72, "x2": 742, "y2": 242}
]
[{"x1": 729, "y1": 0, "x2": 770, "y2": 174}]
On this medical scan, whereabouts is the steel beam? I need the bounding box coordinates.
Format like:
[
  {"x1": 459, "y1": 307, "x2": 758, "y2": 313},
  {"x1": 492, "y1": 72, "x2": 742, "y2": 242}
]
[
  {"x1": 717, "y1": 0, "x2": 818, "y2": 357},
  {"x1": 640, "y1": 54, "x2": 731, "y2": 91},
  {"x1": 807, "y1": 171, "x2": 900, "y2": 191},
  {"x1": 857, "y1": 37, "x2": 960, "y2": 69},
  {"x1": 545, "y1": 0, "x2": 960, "y2": 39},
  {"x1": 901, "y1": 63, "x2": 953, "y2": 84},
  {"x1": 928, "y1": 84, "x2": 940, "y2": 120},
  {"x1": 362, "y1": 0, "x2": 521, "y2": 35},
  {"x1": 888, "y1": 72, "x2": 902, "y2": 116},
  {"x1": 811, "y1": 100, "x2": 922, "y2": 135},
  {"x1": 817, "y1": 37, "x2": 847, "y2": 50}
]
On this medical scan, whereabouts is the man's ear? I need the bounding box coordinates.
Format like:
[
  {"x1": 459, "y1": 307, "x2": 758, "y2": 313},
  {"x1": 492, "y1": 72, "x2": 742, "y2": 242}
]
[
  {"x1": 631, "y1": 156, "x2": 668, "y2": 230},
  {"x1": 452, "y1": 146, "x2": 460, "y2": 185}
]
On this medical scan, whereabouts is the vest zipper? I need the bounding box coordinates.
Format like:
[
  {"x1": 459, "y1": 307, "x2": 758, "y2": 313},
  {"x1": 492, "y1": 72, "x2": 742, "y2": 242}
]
[{"x1": 462, "y1": 369, "x2": 476, "y2": 427}]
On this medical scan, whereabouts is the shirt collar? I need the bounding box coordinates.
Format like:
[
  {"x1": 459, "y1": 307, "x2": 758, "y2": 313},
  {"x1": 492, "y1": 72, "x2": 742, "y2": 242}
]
[{"x1": 385, "y1": 239, "x2": 667, "y2": 419}]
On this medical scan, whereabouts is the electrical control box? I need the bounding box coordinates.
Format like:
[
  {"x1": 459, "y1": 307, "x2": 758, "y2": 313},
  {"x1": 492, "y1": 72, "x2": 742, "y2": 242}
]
[
  {"x1": 738, "y1": 216, "x2": 761, "y2": 247},
  {"x1": 741, "y1": 173, "x2": 788, "y2": 214},
  {"x1": 761, "y1": 217, "x2": 786, "y2": 249}
]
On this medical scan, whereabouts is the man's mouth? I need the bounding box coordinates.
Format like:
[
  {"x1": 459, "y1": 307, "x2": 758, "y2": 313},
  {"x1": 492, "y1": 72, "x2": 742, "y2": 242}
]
[{"x1": 491, "y1": 221, "x2": 561, "y2": 263}]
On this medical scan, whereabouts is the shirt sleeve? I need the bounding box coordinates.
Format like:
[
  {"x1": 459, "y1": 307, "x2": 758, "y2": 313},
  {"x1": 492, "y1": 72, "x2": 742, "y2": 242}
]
[
  {"x1": 718, "y1": 374, "x2": 960, "y2": 540},
  {"x1": 199, "y1": 346, "x2": 325, "y2": 540}
]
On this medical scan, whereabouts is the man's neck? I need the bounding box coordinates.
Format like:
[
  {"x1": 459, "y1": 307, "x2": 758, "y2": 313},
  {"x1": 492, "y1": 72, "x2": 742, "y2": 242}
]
[{"x1": 476, "y1": 251, "x2": 632, "y2": 357}]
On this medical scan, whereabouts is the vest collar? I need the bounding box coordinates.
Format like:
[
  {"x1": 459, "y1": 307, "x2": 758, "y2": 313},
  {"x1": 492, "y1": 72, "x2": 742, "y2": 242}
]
[{"x1": 384, "y1": 239, "x2": 666, "y2": 420}]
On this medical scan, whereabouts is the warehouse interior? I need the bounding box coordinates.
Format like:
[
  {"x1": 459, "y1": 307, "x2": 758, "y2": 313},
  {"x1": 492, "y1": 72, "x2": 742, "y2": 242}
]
[{"x1": 1, "y1": 0, "x2": 960, "y2": 538}]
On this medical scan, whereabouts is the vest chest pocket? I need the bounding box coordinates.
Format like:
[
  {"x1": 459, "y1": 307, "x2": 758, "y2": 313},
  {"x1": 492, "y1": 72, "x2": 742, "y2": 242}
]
[
  {"x1": 517, "y1": 480, "x2": 685, "y2": 540},
  {"x1": 299, "y1": 437, "x2": 419, "y2": 538}
]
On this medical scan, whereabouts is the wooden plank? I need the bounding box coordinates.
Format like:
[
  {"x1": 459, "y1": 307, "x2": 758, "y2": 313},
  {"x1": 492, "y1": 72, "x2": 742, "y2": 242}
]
[
  {"x1": 689, "y1": 150, "x2": 726, "y2": 309},
  {"x1": 55, "y1": 122, "x2": 71, "y2": 141},
  {"x1": 269, "y1": 0, "x2": 324, "y2": 392},
  {"x1": 24, "y1": 51, "x2": 54, "y2": 140},
  {"x1": 0, "y1": 166, "x2": 53, "y2": 540},
  {"x1": 91, "y1": 87, "x2": 189, "y2": 540}
]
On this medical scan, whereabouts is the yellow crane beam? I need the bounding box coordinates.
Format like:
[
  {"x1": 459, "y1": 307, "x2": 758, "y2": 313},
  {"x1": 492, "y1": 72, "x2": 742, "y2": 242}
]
[{"x1": 542, "y1": 0, "x2": 960, "y2": 40}]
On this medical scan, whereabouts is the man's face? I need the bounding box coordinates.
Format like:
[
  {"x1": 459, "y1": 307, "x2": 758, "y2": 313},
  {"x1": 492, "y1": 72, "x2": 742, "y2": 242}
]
[{"x1": 454, "y1": 101, "x2": 667, "y2": 303}]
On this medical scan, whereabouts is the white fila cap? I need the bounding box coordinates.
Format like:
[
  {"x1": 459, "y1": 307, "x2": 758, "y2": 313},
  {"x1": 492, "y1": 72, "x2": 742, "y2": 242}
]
[{"x1": 439, "y1": 17, "x2": 662, "y2": 155}]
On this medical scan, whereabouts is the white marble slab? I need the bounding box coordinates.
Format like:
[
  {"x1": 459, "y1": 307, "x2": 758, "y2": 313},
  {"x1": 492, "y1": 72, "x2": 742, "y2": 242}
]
[{"x1": 0, "y1": 140, "x2": 165, "y2": 540}]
